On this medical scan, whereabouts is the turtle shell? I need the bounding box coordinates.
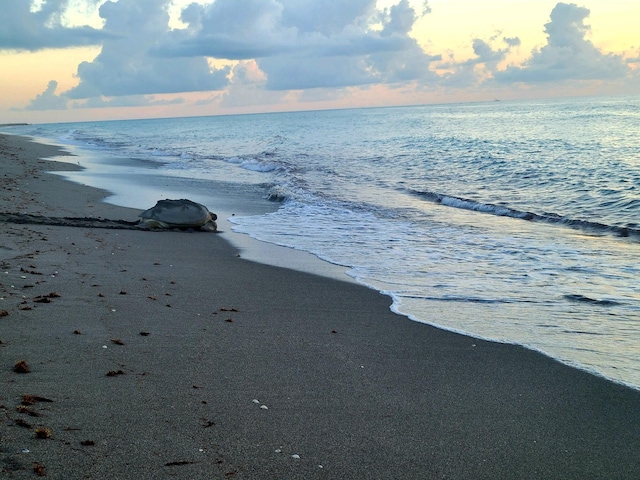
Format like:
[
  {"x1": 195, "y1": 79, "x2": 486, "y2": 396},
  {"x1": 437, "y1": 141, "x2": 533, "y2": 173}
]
[{"x1": 138, "y1": 199, "x2": 215, "y2": 228}]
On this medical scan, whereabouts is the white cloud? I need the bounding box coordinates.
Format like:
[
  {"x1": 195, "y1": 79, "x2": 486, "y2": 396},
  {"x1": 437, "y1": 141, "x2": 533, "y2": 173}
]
[
  {"x1": 0, "y1": 0, "x2": 108, "y2": 51},
  {"x1": 380, "y1": 0, "x2": 417, "y2": 36},
  {"x1": 218, "y1": 61, "x2": 289, "y2": 109},
  {"x1": 77, "y1": 95, "x2": 185, "y2": 108},
  {"x1": 157, "y1": 0, "x2": 295, "y2": 59},
  {"x1": 22, "y1": 80, "x2": 68, "y2": 110},
  {"x1": 279, "y1": 0, "x2": 374, "y2": 35},
  {"x1": 65, "y1": 0, "x2": 230, "y2": 99},
  {"x1": 153, "y1": 0, "x2": 438, "y2": 90},
  {"x1": 265, "y1": 0, "x2": 439, "y2": 89},
  {"x1": 436, "y1": 35, "x2": 517, "y2": 89},
  {"x1": 14, "y1": 1, "x2": 639, "y2": 113},
  {"x1": 19, "y1": 79, "x2": 187, "y2": 111},
  {"x1": 495, "y1": 2, "x2": 629, "y2": 83}
]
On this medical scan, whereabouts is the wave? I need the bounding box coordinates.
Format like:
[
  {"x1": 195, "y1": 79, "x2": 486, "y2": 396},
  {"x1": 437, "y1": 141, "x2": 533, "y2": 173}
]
[
  {"x1": 265, "y1": 184, "x2": 288, "y2": 202},
  {"x1": 402, "y1": 294, "x2": 517, "y2": 304},
  {"x1": 239, "y1": 158, "x2": 282, "y2": 173},
  {"x1": 409, "y1": 189, "x2": 640, "y2": 239},
  {"x1": 563, "y1": 294, "x2": 622, "y2": 306}
]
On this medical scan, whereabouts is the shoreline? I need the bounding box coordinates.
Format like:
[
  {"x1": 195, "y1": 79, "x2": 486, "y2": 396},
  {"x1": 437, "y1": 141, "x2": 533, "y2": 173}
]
[
  {"x1": 6, "y1": 132, "x2": 633, "y2": 389},
  {"x1": 16, "y1": 130, "x2": 358, "y2": 284},
  {"x1": 2, "y1": 133, "x2": 640, "y2": 478}
]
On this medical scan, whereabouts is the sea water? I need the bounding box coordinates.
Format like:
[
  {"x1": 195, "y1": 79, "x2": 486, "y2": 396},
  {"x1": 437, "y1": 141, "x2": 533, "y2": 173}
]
[{"x1": 5, "y1": 95, "x2": 640, "y2": 389}]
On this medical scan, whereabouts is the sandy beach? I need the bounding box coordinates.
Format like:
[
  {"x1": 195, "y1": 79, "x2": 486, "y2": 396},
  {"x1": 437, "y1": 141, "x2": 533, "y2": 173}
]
[{"x1": 2, "y1": 132, "x2": 640, "y2": 479}]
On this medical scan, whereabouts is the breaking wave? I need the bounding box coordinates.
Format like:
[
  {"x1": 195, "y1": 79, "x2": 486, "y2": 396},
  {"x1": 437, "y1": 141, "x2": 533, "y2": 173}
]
[{"x1": 409, "y1": 189, "x2": 640, "y2": 239}]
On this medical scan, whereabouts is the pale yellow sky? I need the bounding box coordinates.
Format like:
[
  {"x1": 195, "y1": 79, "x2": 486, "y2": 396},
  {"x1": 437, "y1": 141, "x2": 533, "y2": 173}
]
[
  {"x1": 1, "y1": 0, "x2": 638, "y2": 124},
  {"x1": 419, "y1": 1, "x2": 638, "y2": 61}
]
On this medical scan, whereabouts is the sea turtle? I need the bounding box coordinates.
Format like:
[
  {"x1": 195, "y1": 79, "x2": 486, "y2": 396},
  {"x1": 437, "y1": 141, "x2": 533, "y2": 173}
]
[
  {"x1": 138, "y1": 199, "x2": 217, "y2": 231},
  {"x1": 0, "y1": 199, "x2": 218, "y2": 232}
]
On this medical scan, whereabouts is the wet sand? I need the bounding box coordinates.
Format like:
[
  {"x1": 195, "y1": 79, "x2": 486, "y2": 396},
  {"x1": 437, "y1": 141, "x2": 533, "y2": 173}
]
[{"x1": 1, "y1": 133, "x2": 640, "y2": 479}]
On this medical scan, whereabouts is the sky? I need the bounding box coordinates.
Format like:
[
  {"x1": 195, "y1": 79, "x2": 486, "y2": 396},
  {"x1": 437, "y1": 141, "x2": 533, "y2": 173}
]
[{"x1": 1, "y1": 0, "x2": 639, "y2": 123}]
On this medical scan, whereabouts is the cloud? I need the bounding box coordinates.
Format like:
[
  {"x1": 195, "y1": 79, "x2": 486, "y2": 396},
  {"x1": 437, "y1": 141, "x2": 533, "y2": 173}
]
[
  {"x1": 380, "y1": 0, "x2": 417, "y2": 36},
  {"x1": 502, "y1": 37, "x2": 521, "y2": 48},
  {"x1": 218, "y1": 61, "x2": 289, "y2": 109},
  {"x1": 437, "y1": 34, "x2": 518, "y2": 89},
  {"x1": 77, "y1": 95, "x2": 185, "y2": 108},
  {"x1": 22, "y1": 80, "x2": 69, "y2": 110},
  {"x1": 18, "y1": 0, "x2": 638, "y2": 114},
  {"x1": 155, "y1": 0, "x2": 295, "y2": 59},
  {"x1": 64, "y1": 0, "x2": 231, "y2": 99},
  {"x1": 280, "y1": 0, "x2": 374, "y2": 35},
  {"x1": 20, "y1": 78, "x2": 186, "y2": 110},
  {"x1": 495, "y1": 2, "x2": 629, "y2": 83},
  {"x1": 0, "y1": 0, "x2": 109, "y2": 51},
  {"x1": 154, "y1": 0, "x2": 438, "y2": 90},
  {"x1": 626, "y1": 49, "x2": 640, "y2": 65},
  {"x1": 469, "y1": 38, "x2": 511, "y2": 66},
  {"x1": 264, "y1": 0, "x2": 439, "y2": 89}
]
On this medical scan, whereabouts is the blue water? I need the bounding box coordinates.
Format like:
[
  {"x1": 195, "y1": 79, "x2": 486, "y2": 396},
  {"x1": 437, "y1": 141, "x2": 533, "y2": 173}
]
[{"x1": 5, "y1": 95, "x2": 640, "y2": 389}]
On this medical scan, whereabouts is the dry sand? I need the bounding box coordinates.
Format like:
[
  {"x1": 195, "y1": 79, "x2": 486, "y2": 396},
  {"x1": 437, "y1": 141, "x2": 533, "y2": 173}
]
[{"x1": 1, "y1": 133, "x2": 640, "y2": 479}]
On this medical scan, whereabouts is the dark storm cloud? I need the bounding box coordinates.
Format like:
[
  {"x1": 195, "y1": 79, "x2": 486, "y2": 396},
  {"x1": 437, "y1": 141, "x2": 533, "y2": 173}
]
[
  {"x1": 495, "y1": 2, "x2": 629, "y2": 83},
  {"x1": 0, "y1": 0, "x2": 109, "y2": 51}
]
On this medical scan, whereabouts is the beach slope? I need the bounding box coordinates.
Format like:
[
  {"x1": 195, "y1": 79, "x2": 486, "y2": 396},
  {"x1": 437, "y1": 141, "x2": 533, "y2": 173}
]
[{"x1": 1, "y1": 133, "x2": 640, "y2": 479}]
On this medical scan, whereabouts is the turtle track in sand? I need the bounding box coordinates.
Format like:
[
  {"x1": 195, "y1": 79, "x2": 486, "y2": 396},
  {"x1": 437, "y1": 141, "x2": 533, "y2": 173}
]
[{"x1": 0, "y1": 212, "x2": 215, "y2": 232}]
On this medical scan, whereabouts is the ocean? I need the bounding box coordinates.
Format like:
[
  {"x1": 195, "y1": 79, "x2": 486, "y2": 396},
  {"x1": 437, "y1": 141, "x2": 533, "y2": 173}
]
[{"x1": 5, "y1": 95, "x2": 640, "y2": 390}]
